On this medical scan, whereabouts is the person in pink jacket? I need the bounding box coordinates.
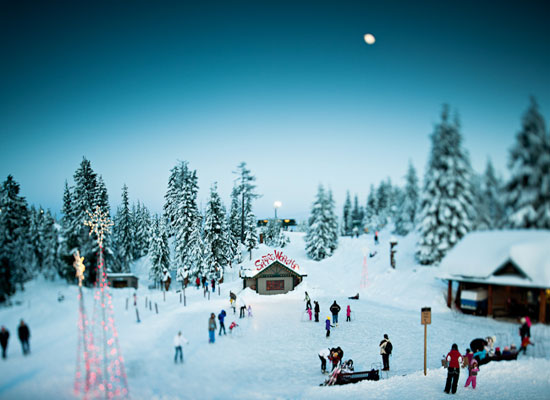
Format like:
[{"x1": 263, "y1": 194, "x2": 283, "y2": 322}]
[
  {"x1": 346, "y1": 305, "x2": 351, "y2": 322},
  {"x1": 464, "y1": 358, "x2": 479, "y2": 389}
]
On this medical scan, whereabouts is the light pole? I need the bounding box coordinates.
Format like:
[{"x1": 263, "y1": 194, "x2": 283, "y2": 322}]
[{"x1": 273, "y1": 201, "x2": 282, "y2": 220}]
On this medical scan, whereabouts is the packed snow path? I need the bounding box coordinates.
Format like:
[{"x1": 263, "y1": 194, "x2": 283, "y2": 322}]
[{"x1": 0, "y1": 231, "x2": 549, "y2": 399}]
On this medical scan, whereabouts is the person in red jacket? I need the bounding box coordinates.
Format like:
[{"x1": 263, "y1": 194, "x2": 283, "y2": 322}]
[{"x1": 444, "y1": 343, "x2": 463, "y2": 394}]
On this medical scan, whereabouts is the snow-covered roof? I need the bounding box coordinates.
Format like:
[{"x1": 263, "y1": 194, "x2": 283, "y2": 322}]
[
  {"x1": 438, "y1": 230, "x2": 550, "y2": 288},
  {"x1": 107, "y1": 273, "x2": 139, "y2": 278}
]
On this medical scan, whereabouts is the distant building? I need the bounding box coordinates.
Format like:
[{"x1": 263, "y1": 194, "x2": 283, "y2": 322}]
[
  {"x1": 107, "y1": 273, "x2": 139, "y2": 289},
  {"x1": 438, "y1": 230, "x2": 550, "y2": 323},
  {"x1": 257, "y1": 218, "x2": 297, "y2": 231},
  {"x1": 242, "y1": 250, "x2": 306, "y2": 295}
]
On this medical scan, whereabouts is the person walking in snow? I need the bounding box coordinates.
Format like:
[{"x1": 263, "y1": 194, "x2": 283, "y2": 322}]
[
  {"x1": 247, "y1": 305, "x2": 252, "y2": 317},
  {"x1": 379, "y1": 334, "x2": 392, "y2": 371},
  {"x1": 329, "y1": 301, "x2": 341, "y2": 325},
  {"x1": 0, "y1": 326, "x2": 9, "y2": 359},
  {"x1": 218, "y1": 309, "x2": 227, "y2": 335},
  {"x1": 346, "y1": 305, "x2": 351, "y2": 322},
  {"x1": 464, "y1": 358, "x2": 479, "y2": 389},
  {"x1": 444, "y1": 343, "x2": 463, "y2": 394},
  {"x1": 318, "y1": 348, "x2": 330, "y2": 373},
  {"x1": 17, "y1": 320, "x2": 30, "y2": 356},
  {"x1": 195, "y1": 276, "x2": 200, "y2": 289},
  {"x1": 307, "y1": 308, "x2": 312, "y2": 321},
  {"x1": 325, "y1": 316, "x2": 334, "y2": 338},
  {"x1": 304, "y1": 291, "x2": 312, "y2": 310},
  {"x1": 314, "y1": 301, "x2": 320, "y2": 322},
  {"x1": 208, "y1": 313, "x2": 217, "y2": 343},
  {"x1": 374, "y1": 230, "x2": 379, "y2": 245},
  {"x1": 519, "y1": 335, "x2": 534, "y2": 355},
  {"x1": 211, "y1": 279, "x2": 216, "y2": 292},
  {"x1": 173, "y1": 331, "x2": 189, "y2": 363},
  {"x1": 519, "y1": 317, "x2": 531, "y2": 341}
]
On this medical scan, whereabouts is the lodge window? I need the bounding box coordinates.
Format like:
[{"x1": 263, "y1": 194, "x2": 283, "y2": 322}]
[{"x1": 266, "y1": 280, "x2": 284, "y2": 291}]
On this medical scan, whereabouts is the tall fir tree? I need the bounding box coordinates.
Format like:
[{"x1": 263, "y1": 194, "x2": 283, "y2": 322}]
[
  {"x1": 480, "y1": 160, "x2": 505, "y2": 229},
  {"x1": 39, "y1": 209, "x2": 59, "y2": 279},
  {"x1": 149, "y1": 216, "x2": 170, "y2": 287},
  {"x1": 227, "y1": 184, "x2": 242, "y2": 263},
  {"x1": 114, "y1": 184, "x2": 133, "y2": 272},
  {"x1": 417, "y1": 106, "x2": 475, "y2": 265},
  {"x1": 163, "y1": 163, "x2": 183, "y2": 235},
  {"x1": 244, "y1": 210, "x2": 258, "y2": 260},
  {"x1": 394, "y1": 162, "x2": 420, "y2": 235},
  {"x1": 0, "y1": 175, "x2": 31, "y2": 300},
  {"x1": 203, "y1": 183, "x2": 230, "y2": 278},
  {"x1": 363, "y1": 185, "x2": 378, "y2": 232},
  {"x1": 305, "y1": 184, "x2": 338, "y2": 261},
  {"x1": 342, "y1": 191, "x2": 353, "y2": 236},
  {"x1": 131, "y1": 201, "x2": 151, "y2": 259},
  {"x1": 233, "y1": 162, "x2": 260, "y2": 243},
  {"x1": 351, "y1": 194, "x2": 364, "y2": 236},
  {"x1": 505, "y1": 97, "x2": 550, "y2": 228}
]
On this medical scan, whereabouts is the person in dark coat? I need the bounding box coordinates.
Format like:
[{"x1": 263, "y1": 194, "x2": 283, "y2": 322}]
[
  {"x1": 329, "y1": 301, "x2": 341, "y2": 324},
  {"x1": 0, "y1": 326, "x2": 9, "y2": 359},
  {"x1": 379, "y1": 334, "x2": 392, "y2": 371},
  {"x1": 17, "y1": 320, "x2": 30, "y2": 355},
  {"x1": 314, "y1": 301, "x2": 320, "y2": 322},
  {"x1": 218, "y1": 310, "x2": 227, "y2": 335},
  {"x1": 444, "y1": 343, "x2": 463, "y2": 394}
]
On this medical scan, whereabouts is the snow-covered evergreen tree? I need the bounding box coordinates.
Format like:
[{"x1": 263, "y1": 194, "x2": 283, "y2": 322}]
[
  {"x1": 28, "y1": 206, "x2": 44, "y2": 271},
  {"x1": 227, "y1": 184, "x2": 242, "y2": 264},
  {"x1": 114, "y1": 184, "x2": 133, "y2": 272},
  {"x1": 186, "y1": 218, "x2": 206, "y2": 278},
  {"x1": 417, "y1": 106, "x2": 475, "y2": 265},
  {"x1": 244, "y1": 210, "x2": 258, "y2": 260},
  {"x1": 233, "y1": 162, "x2": 260, "y2": 243},
  {"x1": 305, "y1": 184, "x2": 338, "y2": 261},
  {"x1": 163, "y1": 164, "x2": 183, "y2": 235},
  {"x1": 262, "y1": 218, "x2": 289, "y2": 248},
  {"x1": 203, "y1": 183, "x2": 230, "y2": 278},
  {"x1": 39, "y1": 209, "x2": 59, "y2": 280},
  {"x1": 376, "y1": 179, "x2": 393, "y2": 227},
  {"x1": 149, "y1": 216, "x2": 170, "y2": 287},
  {"x1": 342, "y1": 191, "x2": 353, "y2": 236},
  {"x1": 351, "y1": 194, "x2": 364, "y2": 236},
  {"x1": 363, "y1": 185, "x2": 377, "y2": 232},
  {"x1": 173, "y1": 162, "x2": 201, "y2": 269},
  {"x1": 0, "y1": 175, "x2": 31, "y2": 300},
  {"x1": 131, "y1": 201, "x2": 151, "y2": 259},
  {"x1": 505, "y1": 98, "x2": 550, "y2": 228},
  {"x1": 394, "y1": 162, "x2": 420, "y2": 235}
]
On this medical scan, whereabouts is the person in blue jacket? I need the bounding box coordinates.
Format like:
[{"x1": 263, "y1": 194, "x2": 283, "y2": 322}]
[{"x1": 218, "y1": 309, "x2": 227, "y2": 335}]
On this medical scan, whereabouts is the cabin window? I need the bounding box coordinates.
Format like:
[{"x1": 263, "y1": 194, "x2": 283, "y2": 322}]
[{"x1": 266, "y1": 280, "x2": 284, "y2": 291}]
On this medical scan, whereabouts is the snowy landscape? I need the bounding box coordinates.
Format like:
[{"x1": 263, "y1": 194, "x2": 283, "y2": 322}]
[
  {"x1": 1, "y1": 230, "x2": 549, "y2": 399},
  {"x1": 1, "y1": 2, "x2": 550, "y2": 400}
]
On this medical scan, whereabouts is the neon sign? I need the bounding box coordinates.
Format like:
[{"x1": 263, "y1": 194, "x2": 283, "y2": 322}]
[{"x1": 254, "y1": 250, "x2": 300, "y2": 271}]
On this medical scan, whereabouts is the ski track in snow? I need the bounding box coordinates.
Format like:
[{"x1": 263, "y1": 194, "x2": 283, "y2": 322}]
[{"x1": 0, "y1": 230, "x2": 549, "y2": 399}]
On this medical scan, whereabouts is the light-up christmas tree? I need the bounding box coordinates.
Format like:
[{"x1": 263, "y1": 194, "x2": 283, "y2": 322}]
[{"x1": 73, "y1": 206, "x2": 129, "y2": 399}]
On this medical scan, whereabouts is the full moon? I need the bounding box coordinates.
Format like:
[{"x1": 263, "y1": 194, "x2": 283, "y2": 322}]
[{"x1": 364, "y1": 33, "x2": 376, "y2": 45}]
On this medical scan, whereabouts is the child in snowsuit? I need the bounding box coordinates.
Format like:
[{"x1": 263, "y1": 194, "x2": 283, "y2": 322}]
[
  {"x1": 325, "y1": 317, "x2": 334, "y2": 338},
  {"x1": 444, "y1": 343, "x2": 463, "y2": 394},
  {"x1": 208, "y1": 313, "x2": 217, "y2": 343},
  {"x1": 464, "y1": 358, "x2": 479, "y2": 389},
  {"x1": 218, "y1": 310, "x2": 227, "y2": 335},
  {"x1": 519, "y1": 336, "x2": 534, "y2": 355},
  {"x1": 229, "y1": 321, "x2": 238, "y2": 333},
  {"x1": 247, "y1": 305, "x2": 253, "y2": 317},
  {"x1": 307, "y1": 308, "x2": 312, "y2": 321},
  {"x1": 346, "y1": 305, "x2": 351, "y2": 322}
]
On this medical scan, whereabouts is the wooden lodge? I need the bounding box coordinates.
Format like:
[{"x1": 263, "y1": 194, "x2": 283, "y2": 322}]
[
  {"x1": 438, "y1": 230, "x2": 550, "y2": 323},
  {"x1": 242, "y1": 250, "x2": 306, "y2": 295}
]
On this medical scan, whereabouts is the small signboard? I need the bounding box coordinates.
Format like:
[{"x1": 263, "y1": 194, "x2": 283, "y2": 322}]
[{"x1": 421, "y1": 307, "x2": 431, "y2": 325}]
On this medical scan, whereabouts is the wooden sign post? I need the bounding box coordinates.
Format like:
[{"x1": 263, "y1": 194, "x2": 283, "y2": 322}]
[{"x1": 421, "y1": 307, "x2": 431, "y2": 376}]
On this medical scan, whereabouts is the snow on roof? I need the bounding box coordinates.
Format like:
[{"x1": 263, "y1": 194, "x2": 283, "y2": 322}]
[
  {"x1": 107, "y1": 273, "x2": 139, "y2": 278},
  {"x1": 438, "y1": 230, "x2": 550, "y2": 288}
]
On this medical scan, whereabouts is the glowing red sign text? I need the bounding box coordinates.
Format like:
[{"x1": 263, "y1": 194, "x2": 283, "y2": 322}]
[{"x1": 254, "y1": 250, "x2": 300, "y2": 271}]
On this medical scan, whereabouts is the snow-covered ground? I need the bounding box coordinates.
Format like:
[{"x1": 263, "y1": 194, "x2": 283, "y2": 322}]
[{"x1": 1, "y1": 230, "x2": 549, "y2": 399}]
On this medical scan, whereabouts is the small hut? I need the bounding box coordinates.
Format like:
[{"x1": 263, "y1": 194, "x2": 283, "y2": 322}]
[
  {"x1": 107, "y1": 273, "x2": 139, "y2": 289},
  {"x1": 438, "y1": 230, "x2": 550, "y2": 323},
  {"x1": 242, "y1": 250, "x2": 306, "y2": 295}
]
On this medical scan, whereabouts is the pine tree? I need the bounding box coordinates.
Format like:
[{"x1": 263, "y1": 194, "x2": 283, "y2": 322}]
[
  {"x1": 305, "y1": 185, "x2": 338, "y2": 261},
  {"x1": 505, "y1": 98, "x2": 550, "y2": 228},
  {"x1": 351, "y1": 194, "x2": 364, "y2": 236},
  {"x1": 227, "y1": 184, "x2": 242, "y2": 264},
  {"x1": 131, "y1": 201, "x2": 151, "y2": 259},
  {"x1": 203, "y1": 183, "x2": 230, "y2": 278},
  {"x1": 0, "y1": 175, "x2": 31, "y2": 300},
  {"x1": 233, "y1": 162, "x2": 260, "y2": 243},
  {"x1": 263, "y1": 219, "x2": 289, "y2": 248},
  {"x1": 394, "y1": 162, "x2": 420, "y2": 235},
  {"x1": 40, "y1": 209, "x2": 59, "y2": 279},
  {"x1": 363, "y1": 185, "x2": 378, "y2": 232},
  {"x1": 163, "y1": 164, "x2": 183, "y2": 235},
  {"x1": 114, "y1": 184, "x2": 133, "y2": 272},
  {"x1": 149, "y1": 216, "x2": 170, "y2": 287},
  {"x1": 342, "y1": 191, "x2": 353, "y2": 236},
  {"x1": 28, "y1": 206, "x2": 44, "y2": 270},
  {"x1": 244, "y1": 210, "x2": 258, "y2": 260},
  {"x1": 186, "y1": 217, "x2": 206, "y2": 278},
  {"x1": 417, "y1": 106, "x2": 475, "y2": 265}
]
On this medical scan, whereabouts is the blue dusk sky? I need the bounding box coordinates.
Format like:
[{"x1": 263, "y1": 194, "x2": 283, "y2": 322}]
[{"x1": 1, "y1": 0, "x2": 549, "y2": 220}]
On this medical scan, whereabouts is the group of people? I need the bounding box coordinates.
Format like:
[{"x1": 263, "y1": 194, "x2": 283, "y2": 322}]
[
  {"x1": 443, "y1": 316, "x2": 536, "y2": 394},
  {"x1": 317, "y1": 334, "x2": 393, "y2": 374},
  {"x1": 0, "y1": 320, "x2": 31, "y2": 359},
  {"x1": 195, "y1": 276, "x2": 218, "y2": 293},
  {"x1": 303, "y1": 293, "x2": 352, "y2": 338}
]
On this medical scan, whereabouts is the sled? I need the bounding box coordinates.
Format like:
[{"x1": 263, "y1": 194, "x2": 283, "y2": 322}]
[
  {"x1": 322, "y1": 367, "x2": 379, "y2": 386},
  {"x1": 490, "y1": 352, "x2": 518, "y2": 362}
]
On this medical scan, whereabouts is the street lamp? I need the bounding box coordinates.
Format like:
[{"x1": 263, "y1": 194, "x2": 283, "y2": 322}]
[{"x1": 273, "y1": 201, "x2": 282, "y2": 220}]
